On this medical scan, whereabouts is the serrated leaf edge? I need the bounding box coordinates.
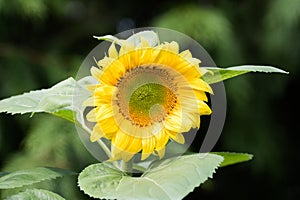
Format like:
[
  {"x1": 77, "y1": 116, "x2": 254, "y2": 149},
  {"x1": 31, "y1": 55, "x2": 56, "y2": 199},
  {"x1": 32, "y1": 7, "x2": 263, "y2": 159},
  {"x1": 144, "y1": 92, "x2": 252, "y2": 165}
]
[
  {"x1": 176, "y1": 154, "x2": 223, "y2": 197},
  {"x1": 77, "y1": 163, "x2": 125, "y2": 199},
  {"x1": 78, "y1": 154, "x2": 224, "y2": 200}
]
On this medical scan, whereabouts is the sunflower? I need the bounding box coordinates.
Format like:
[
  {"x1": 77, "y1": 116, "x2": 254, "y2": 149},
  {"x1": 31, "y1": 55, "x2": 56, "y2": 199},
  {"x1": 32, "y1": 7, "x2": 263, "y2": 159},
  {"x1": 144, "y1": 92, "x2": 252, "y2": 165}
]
[{"x1": 84, "y1": 34, "x2": 213, "y2": 162}]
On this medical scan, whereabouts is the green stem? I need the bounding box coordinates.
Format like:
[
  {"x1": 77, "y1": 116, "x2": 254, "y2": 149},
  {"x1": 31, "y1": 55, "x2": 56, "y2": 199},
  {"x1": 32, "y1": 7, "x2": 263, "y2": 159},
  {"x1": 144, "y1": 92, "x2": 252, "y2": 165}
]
[
  {"x1": 96, "y1": 139, "x2": 111, "y2": 159},
  {"x1": 121, "y1": 160, "x2": 133, "y2": 175},
  {"x1": 76, "y1": 120, "x2": 111, "y2": 158}
]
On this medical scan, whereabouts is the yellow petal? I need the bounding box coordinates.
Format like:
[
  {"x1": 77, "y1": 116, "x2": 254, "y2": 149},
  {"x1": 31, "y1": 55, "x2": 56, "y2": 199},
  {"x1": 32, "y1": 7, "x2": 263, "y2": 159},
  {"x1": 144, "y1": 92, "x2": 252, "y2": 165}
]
[
  {"x1": 156, "y1": 147, "x2": 166, "y2": 159},
  {"x1": 141, "y1": 152, "x2": 151, "y2": 161},
  {"x1": 179, "y1": 96, "x2": 203, "y2": 112},
  {"x1": 188, "y1": 78, "x2": 213, "y2": 94},
  {"x1": 90, "y1": 124, "x2": 104, "y2": 142},
  {"x1": 98, "y1": 117, "x2": 118, "y2": 139},
  {"x1": 165, "y1": 109, "x2": 190, "y2": 133},
  {"x1": 108, "y1": 43, "x2": 118, "y2": 58},
  {"x1": 106, "y1": 60, "x2": 126, "y2": 78},
  {"x1": 119, "y1": 40, "x2": 135, "y2": 55},
  {"x1": 141, "y1": 136, "x2": 156, "y2": 160},
  {"x1": 194, "y1": 90, "x2": 208, "y2": 101},
  {"x1": 93, "y1": 85, "x2": 116, "y2": 105},
  {"x1": 171, "y1": 59, "x2": 202, "y2": 79},
  {"x1": 86, "y1": 108, "x2": 96, "y2": 122},
  {"x1": 162, "y1": 41, "x2": 179, "y2": 53},
  {"x1": 169, "y1": 41, "x2": 179, "y2": 53},
  {"x1": 165, "y1": 129, "x2": 185, "y2": 144},
  {"x1": 86, "y1": 84, "x2": 99, "y2": 92},
  {"x1": 110, "y1": 144, "x2": 122, "y2": 161},
  {"x1": 108, "y1": 154, "x2": 121, "y2": 162},
  {"x1": 179, "y1": 50, "x2": 192, "y2": 58},
  {"x1": 181, "y1": 112, "x2": 199, "y2": 129},
  {"x1": 83, "y1": 97, "x2": 94, "y2": 107},
  {"x1": 155, "y1": 49, "x2": 178, "y2": 67},
  {"x1": 139, "y1": 37, "x2": 150, "y2": 48},
  {"x1": 113, "y1": 132, "x2": 139, "y2": 161},
  {"x1": 154, "y1": 129, "x2": 169, "y2": 150},
  {"x1": 112, "y1": 130, "x2": 131, "y2": 151},
  {"x1": 96, "y1": 104, "x2": 114, "y2": 121},
  {"x1": 173, "y1": 133, "x2": 185, "y2": 144},
  {"x1": 199, "y1": 67, "x2": 210, "y2": 76},
  {"x1": 151, "y1": 123, "x2": 164, "y2": 136},
  {"x1": 90, "y1": 66, "x2": 102, "y2": 83},
  {"x1": 126, "y1": 135, "x2": 142, "y2": 153},
  {"x1": 121, "y1": 151, "x2": 135, "y2": 162},
  {"x1": 100, "y1": 60, "x2": 126, "y2": 85},
  {"x1": 142, "y1": 136, "x2": 156, "y2": 153},
  {"x1": 186, "y1": 57, "x2": 201, "y2": 65},
  {"x1": 98, "y1": 56, "x2": 114, "y2": 68},
  {"x1": 117, "y1": 118, "x2": 138, "y2": 138},
  {"x1": 197, "y1": 101, "x2": 212, "y2": 115},
  {"x1": 194, "y1": 116, "x2": 200, "y2": 129}
]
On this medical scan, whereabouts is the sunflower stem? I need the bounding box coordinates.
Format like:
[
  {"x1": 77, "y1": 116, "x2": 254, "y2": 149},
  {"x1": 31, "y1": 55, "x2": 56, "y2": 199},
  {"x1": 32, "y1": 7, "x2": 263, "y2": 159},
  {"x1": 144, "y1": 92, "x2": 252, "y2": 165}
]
[
  {"x1": 96, "y1": 139, "x2": 111, "y2": 158},
  {"x1": 121, "y1": 159, "x2": 133, "y2": 175},
  {"x1": 75, "y1": 118, "x2": 111, "y2": 158}
]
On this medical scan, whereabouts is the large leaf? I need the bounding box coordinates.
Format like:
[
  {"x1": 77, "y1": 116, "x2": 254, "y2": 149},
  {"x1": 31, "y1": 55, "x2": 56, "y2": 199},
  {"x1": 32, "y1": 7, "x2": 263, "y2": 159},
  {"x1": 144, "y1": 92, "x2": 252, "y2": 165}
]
[
  {"x1": 0, "y1": 78, "x2": 75, "y2": 117},
  {"x1": 212, "y1": 152, "x2": 253, "y2": 167},
  {"x1": 52, "y1": 110, "x2": 75, "y2": 123},
  {"x1": 0, "y1": 77, "x2": 90, "y2": 123},
  {"x1": 5, "y1": 189, "x2": 65, "y2": 200},
  {"x1": 78, "y1": 153, "x2": 223, "y2": 200},
  {"x1": 202, "y1": 65, "x2": 288, "y2": 84},
  {"x1": 0, "y1": 167, "x2": 76, "y2": 189}
]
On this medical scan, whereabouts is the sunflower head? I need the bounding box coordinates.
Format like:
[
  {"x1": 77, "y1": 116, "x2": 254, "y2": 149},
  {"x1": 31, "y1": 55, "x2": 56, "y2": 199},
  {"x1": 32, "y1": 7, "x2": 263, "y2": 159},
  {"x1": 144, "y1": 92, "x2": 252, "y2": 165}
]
[{"x1": 84, "y1": 31, "x2": 212, "y2": 162}]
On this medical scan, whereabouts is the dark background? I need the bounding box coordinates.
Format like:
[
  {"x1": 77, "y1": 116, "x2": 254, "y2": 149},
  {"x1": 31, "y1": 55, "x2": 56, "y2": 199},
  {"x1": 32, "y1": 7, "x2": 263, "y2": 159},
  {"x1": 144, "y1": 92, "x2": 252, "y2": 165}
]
[{"x1": 0, "y1": 0, "x2": 299, "y2": 199}]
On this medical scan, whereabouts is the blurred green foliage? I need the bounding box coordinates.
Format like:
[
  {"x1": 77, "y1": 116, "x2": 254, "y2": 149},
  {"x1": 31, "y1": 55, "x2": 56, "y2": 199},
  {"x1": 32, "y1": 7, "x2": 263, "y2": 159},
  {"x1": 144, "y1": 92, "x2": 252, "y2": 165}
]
[
  {"x1": 153, "y1": 4, "x2": 243, "y2": 66},
  {"x1": 0, "y1": 0, "x2": 299, "y2": 199}
]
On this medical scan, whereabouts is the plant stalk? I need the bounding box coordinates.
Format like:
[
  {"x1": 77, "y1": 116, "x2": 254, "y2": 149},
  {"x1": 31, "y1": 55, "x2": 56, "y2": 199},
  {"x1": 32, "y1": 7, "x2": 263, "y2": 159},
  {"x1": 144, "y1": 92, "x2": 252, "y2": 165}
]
[{"x1": 121, "y1": 159, "x2": 133, "y2": 175}]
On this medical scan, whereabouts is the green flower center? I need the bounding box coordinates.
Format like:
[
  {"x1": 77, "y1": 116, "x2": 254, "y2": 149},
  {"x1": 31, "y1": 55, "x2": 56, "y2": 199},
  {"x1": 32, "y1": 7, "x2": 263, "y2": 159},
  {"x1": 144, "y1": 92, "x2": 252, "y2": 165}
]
[
  {"x1": 129, "y1": 83, "x2": 176, "y2": 126},
  {"x1": 115, "y1": 66, "x2": 178, "y2": 127}
]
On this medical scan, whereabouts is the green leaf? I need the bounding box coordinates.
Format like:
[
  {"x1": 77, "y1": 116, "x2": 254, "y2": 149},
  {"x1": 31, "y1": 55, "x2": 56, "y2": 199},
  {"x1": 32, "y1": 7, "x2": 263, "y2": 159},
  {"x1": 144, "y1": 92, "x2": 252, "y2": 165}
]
[
  {"x1": 52, "y1": 110, "x2": 75, "y2": 123},
  {"x1": 0, "y1": 167, "x2": 76, "y2": 189},
  {"x1": 78, "y1": 153, "x2": 223, "y2": 200},
  {"x1": 202, "y1": 65, "x2": 288, "y2": 84},
  {"x1": 5, "y1": 189, "x2": 65, "y2": 200},
  {"x1": 93, "y1": 35, "x2": 120, "y2": 44},
  {"x1": 212, "y1": 152, "x2": 253, "y2": 167},
  {"x1": 0, "y1": 77, "x2": 90, "y2": 123},
  {"x1": 0, "y1": 77, "x2": 75, "y2": 115},
  {"x1": 0, "y1": 172, "x2": 9, "y2": 177}
]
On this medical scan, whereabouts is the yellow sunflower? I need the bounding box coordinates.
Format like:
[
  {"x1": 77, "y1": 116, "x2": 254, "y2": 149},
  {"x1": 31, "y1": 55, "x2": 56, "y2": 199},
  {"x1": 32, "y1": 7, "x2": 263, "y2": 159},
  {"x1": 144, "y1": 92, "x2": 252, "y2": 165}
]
[{"x1": 84, "y1": 35, "x2": 213, "y2": 162}]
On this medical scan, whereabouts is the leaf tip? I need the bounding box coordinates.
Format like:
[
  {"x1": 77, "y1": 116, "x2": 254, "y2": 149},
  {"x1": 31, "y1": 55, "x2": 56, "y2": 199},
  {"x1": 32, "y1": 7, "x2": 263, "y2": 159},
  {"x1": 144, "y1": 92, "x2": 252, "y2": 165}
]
[
  {"x1": 212, "y1": 152, "x2": 253, "y2": 167},
  {"x1": 93, "y1": 35, "x2": 99, "y2": 40}
]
